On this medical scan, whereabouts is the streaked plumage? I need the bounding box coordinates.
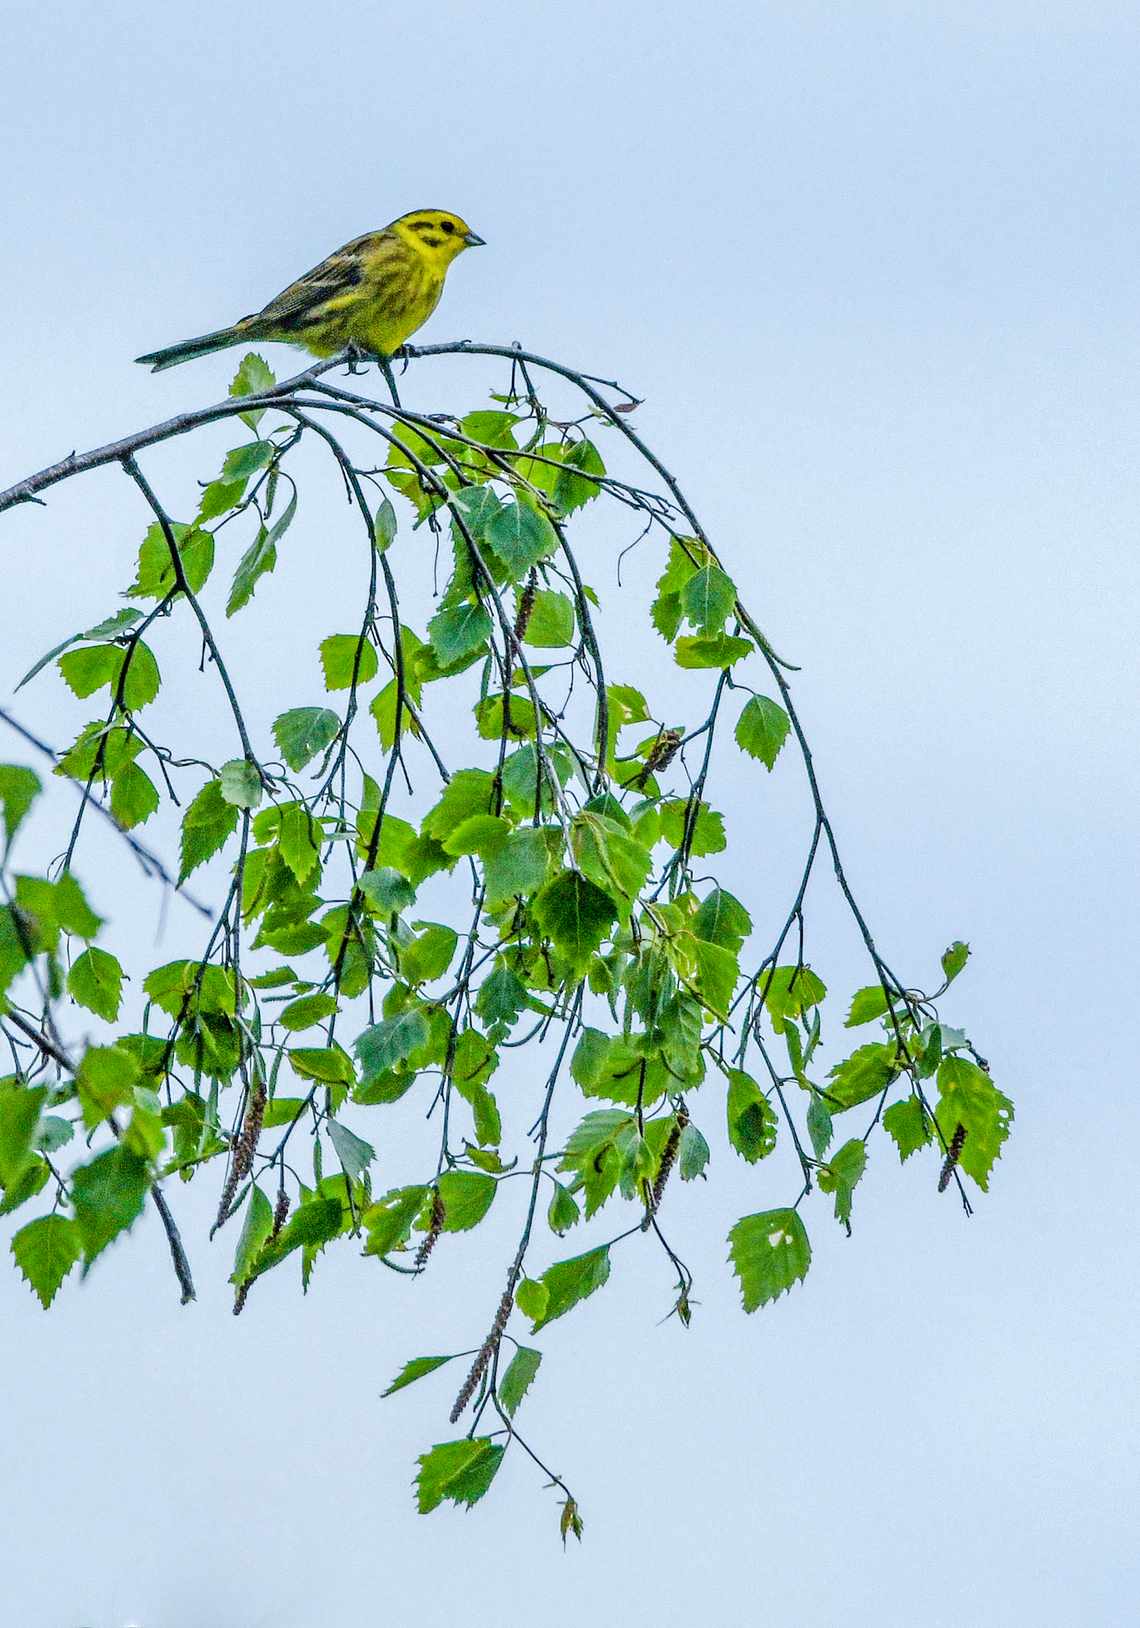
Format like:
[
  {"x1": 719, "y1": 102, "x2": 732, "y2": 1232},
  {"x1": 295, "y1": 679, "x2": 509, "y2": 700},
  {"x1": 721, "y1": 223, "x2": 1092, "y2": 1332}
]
[{"x1": 136, "y1": 209, "x2": 484, "y2": 372}]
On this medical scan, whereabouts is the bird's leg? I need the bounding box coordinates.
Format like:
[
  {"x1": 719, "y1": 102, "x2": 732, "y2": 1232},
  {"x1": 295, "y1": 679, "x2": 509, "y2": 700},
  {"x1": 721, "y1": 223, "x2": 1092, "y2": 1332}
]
[
  {"x1": 378, "y1": 353, "x2": 403, "y2": 410},
  {"x1": 342, "y1": 342, "x2": 366, "y2": 377}
]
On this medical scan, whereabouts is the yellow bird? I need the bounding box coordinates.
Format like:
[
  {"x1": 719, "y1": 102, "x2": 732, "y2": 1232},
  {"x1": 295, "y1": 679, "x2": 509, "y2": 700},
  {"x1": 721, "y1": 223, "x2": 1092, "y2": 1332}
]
[{"x1": 136, "y1": 209, "x2": 484, "y2": 372}]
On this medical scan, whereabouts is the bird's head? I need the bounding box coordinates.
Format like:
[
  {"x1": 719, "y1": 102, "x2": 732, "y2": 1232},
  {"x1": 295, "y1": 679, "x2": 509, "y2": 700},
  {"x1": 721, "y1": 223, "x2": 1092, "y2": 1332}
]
[{"x1": 395, "y1": 210, "x2": 485, "y2": 269}]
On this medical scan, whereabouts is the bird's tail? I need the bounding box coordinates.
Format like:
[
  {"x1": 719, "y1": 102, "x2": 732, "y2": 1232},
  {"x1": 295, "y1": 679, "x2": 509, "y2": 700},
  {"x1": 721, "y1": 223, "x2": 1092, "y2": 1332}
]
[{"x1": 135, "y1": 325, "x2": 249, "y2": 372}]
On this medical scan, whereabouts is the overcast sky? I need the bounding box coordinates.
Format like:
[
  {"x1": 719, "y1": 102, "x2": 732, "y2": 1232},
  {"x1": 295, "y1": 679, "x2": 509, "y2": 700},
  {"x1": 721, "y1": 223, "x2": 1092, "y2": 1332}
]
[{"x1": 2, "y1": 3, "x2": 1138, "y2": 1625}]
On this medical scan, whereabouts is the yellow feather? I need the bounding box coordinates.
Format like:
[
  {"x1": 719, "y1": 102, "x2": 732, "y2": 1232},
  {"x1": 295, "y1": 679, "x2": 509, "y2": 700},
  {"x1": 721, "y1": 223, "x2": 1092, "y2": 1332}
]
[{"x1": 136, "y1": 210, "x2": 484, "y2": 371}]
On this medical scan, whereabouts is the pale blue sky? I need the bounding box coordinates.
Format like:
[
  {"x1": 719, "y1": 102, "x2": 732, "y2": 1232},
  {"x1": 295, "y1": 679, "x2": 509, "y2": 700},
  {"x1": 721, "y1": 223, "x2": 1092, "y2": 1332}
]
[{"x1": 1, "y1": 3, "x2": 1138, "y2": 1625}]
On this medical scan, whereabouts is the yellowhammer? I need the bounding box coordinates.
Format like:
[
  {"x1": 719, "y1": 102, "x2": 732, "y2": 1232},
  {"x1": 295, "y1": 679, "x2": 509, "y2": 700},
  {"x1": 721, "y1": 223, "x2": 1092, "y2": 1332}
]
[{"x1": 136, "y1": 209, "x2": 484, "y2": 372}]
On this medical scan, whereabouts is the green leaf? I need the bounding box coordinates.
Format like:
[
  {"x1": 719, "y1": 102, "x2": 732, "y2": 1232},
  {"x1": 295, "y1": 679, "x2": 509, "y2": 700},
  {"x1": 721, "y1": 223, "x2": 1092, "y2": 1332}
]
[
  {"x1": 531, "y1": 870, "x2": 617, "y2": 970},
  {"x1": 692, "y1": 887, "x2": 751, "y2": 953},
  {"x1": 451, "y1": 1027, "x2": 501, "y2": 1092},
  {"x1": 84, "y1": 610, "x2": 147, "y2": 642},
  {"x1": 58, "y1": 644, "x2": 121, "y2": 699},
  {"x1": 449, "y1": 482, "x2": 502, "y2": 539},
  {"x1": 691, "y1": 938, "x2": 739, "y2": 1015},
  {"x1": 427, "y1": 601, "x2": 493, "y2": 667},
  {"x1": 845, "y1": 985, "x2": 890, "y2": 1027},
  {"x1": 659, "y1": 799, "x2": 726, "y2": 857},
  {"x1": 817, "y1": 1138, "x2": 867, "y2": 1230},
  {"x1": 583, "y1": 792, "x2": 630, "y2": 830},
  {"x1": 0, "y1": 766, "x2": 40, "y2": 846},
  {"x1": 728, "y1": 1208, "x2": 811, "y2": 1312},
  {"x1": 0, "y1": 907, "x2": 30, "y2": 993},
  {"x1": 127, "y1": 521, "x2": 214, "y2": 600},
  {"x1": 883, "y1": 1095, "x2": 933, "y2": 1162},
  {"x1": 935, "y1": 1056, "x2": 1013, "y2": 1190},
  {"x1": 226, "y1": 524, "x2": 277, "y2": 617},
  {"x1": 762, "y1": 965, "x2": 827, "y2": 1034},
  {"x1": 437, "y1": 1169, "x2": 497, "y2": 1232},
  {"x1": 941, "y1": 941, "x2": 970, "y2": 984},
  {"x1": 374, "y1": 497, "x2": 398, "y2": 551},
  {"x1": 734, "y1": 695, "x2": 790, "y2": 769},
  {"x1": 464, "y1": 1146, "x2": 509, "y2": 1174},
  {"x1": 18, "y1": 635, "x2": 91, "y2": 692},
  {"x1": 356, "y1": 1010, "x2": 430, "y2": 1079},
  {"x1": 248, "y1": 966, "x2": 296, "y2": 989},
  {"x1": 144, "y1": 960, "x2": 234, "y2": 1017},
  {"x1": 807, "y1": 1093, "x2": 833, "y2": 1158},
  {"x1": 681, "y1": 564, "x2": 736, "y2": 634},
  {"x1": 319, "y1": 634, "x2": 379, "y2": 691},
  {"x1": 400, "y1": 923, "x2": 458, "y2": 986},
  {"x1": 547, "y1": 1180, "x2": 580, "y2": 1234},
  {"x1": 229, "y1": 352, "x2": 276, "y2": 429},
  {"x1": 10, "y1": 1214, "x2": 81, "y2": 1307},
  {"x1": 179, "y1": 778, "x2": 239, "y2": 882},
  {"x1": 382, "y1": 1354, "x2": 457, "y2": 1398},
  {"x1": 277, "y1": 801, "x2": 320, "y2": 882},
  {"x1": 369, "y1": 681, "x2": 401, "y2": 750},
  {"x1": 522, "y1": 589, "x2": 575, "y2": 647},
  {"x1": 17, "y1": 872, "x2": 101, "y2": 943},
  {"x1": 499, "y1": 741, "x2": 573, "y2": 818},
  {"x1": 570, "y1": 813, "x2": 653, "y2": 927},
  {"x1": 460, "y1": 409, "x2": 520, "y2": 449},
  {"x1": 232, "y1": 1182, "x2": 273, "y2": 1285},
  {"x1": 119, "y1": 643, "x2": 161, "y2": 710},
  {"x1": 677, "y1": 1122, "x2": 710, "y2": 1180},
  {"x1": 279, "y1": 992, "x2": 338, "y2": 1032},
  {"x1": 34, "y1": 1115, "x2": 73, "y2": 1155},
  {"x1": 76, "y1": 1045, "x2": 139, "y2": 1129},
  {"x1": 248, "y1": 1195, "x2": 344, "y2": 1279},
  {"x1": 528, "y1": 1245, "x2": 611, "y2": 1332},
  {"x1": 606, "y1": 683, "x2": 652, "y2": 741},
  {"x1": 499, "y1": 1346, "x2": 542, "y2": 1417},
  {"x1": 416, "y1": 1439, "x2": 505, "y2": 1513},
  {"x1": 483, "y1": 826, "x2": 559, "y2": 904},
  {"x1": 109, "y1": 761, "x2": 159, "y2": 829},
  {"x1": 71, "y1": 1145, "x2": 149, "y2": 1267},
  {"x1": 327, "y1": 1119, "x2": 375, "y2": 1184},
  {"x1": 485, "y1": 502, "x2": 557, "y2": 578},
  {"x1": 515, "y1": 1277, "x2": 548, "y2": 1321},
  {"x1": 0, "y1": 1084, "x2": 47, "y2": 1186},
  {"x1": 473, "y1": 688, "x2": 538, "y2": 741},
  {"x1": 474, "y1": 959, "x2": 528, "y2": 1033},
  {"x1": 364, "y1": 1185, "x2": 429, "y2": 1256},
  {"x1": 455, "y1": 1079, "x2": 501, "y2": 1148},
  {"x1": 198, "y1": 478, "x2": 247, "y2": 520},
  {"x1": 0, "y1": 1156, "x2": 49, "y2": 1216},
  {"x1": 726, "y1": 1069, "x2": 778, "y2": 1163},
  {"x1": 67, "y1": 947, "x2": 123, "y2": 1022},
  {"x1": 287, "y1": 1046, "x2": 355, "y2": 1086},
  {"x1": 273, "y1": 708, "x2": 341, "y2": 772},
  {"x1": 826, "y1": 1042, "x2": 899, "y2": 1111},
  {"x1": 652, "y1": 590, "x2": 683, "y2": 642},
  {"x1": 554, "y1": 437, "x2": 605, "y2": 512},
  {"x1": 674, "y1": 634, "x2": 753, "y2": 669},
  {"x1": 570, "y1": 1029, "x2": 668, "y2": 1109},
  {"x1": 222, "y1": 440, "x2": 276, "y2": 481},
  {"x1": 56, "y1": 720, "x2": 140, "y2": 783},
  {"x1": 358, "y1": 867, "x2": 416, "y2": 914},
  {"x1": 652, "y1": 539, "x2": 701, "y2": 641},
  {"x1": 56, "y1": 636, "x2": 161, "y2": 711},
  {"x1": 557, "y1": 1108, "x2": 634, "y2": 1218},
  {"x1": 219, "y1": 759, "x2": 263, "y2": 810}
]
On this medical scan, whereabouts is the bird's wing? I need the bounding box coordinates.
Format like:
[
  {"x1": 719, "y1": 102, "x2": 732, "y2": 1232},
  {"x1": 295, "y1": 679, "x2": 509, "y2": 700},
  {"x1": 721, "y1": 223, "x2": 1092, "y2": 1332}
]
[{"x1": 244, "y1": 233, "x2": 384, "y2": 333}]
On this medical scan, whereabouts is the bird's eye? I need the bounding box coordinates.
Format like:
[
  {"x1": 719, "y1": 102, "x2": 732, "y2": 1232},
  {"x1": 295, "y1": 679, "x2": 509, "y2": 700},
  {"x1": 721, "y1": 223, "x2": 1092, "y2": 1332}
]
[{"x1": 440, "y1": 219, "x2": 455, "y2": 234}]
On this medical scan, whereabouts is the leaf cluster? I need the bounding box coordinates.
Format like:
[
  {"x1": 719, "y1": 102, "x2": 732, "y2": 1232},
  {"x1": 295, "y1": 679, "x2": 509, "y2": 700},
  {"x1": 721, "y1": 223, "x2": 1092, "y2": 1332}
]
[{"x1": 0, "y1": 349, "x2": 1006, "y2": 1538}]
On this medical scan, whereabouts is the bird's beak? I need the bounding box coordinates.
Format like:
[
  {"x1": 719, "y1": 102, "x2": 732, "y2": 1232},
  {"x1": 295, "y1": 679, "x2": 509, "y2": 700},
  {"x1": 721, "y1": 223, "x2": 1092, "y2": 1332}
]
[{"x1": 463, "y1": 231, "x2": 486, "y2": 247}]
